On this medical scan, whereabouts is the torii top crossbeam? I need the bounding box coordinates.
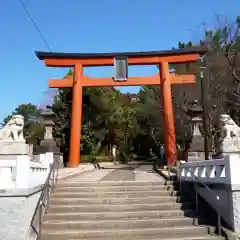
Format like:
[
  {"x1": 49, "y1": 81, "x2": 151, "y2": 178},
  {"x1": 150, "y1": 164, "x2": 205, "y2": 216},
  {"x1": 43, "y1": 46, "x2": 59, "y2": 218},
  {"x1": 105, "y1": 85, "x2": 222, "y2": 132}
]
[
  {"x1": 36, "y1": 47, "x2": 206, "y2": 67},
  {"x1": 35, "y1": 47, "x2": 207, "y2": 167}
]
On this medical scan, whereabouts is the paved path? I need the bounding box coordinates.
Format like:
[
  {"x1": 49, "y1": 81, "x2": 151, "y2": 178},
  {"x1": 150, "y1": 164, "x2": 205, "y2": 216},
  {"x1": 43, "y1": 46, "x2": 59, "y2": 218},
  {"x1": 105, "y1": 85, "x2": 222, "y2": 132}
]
[
  {"x1": 64, "y1": 162, "x2": 164, "y2": 182},
  {"x1": 57, "y1": 164, "x2": 95, "y2": 180},
  {"x1": 65, "y1": 169, "x2": 115, "y2": 182},
  {"x1": 101, "y1": 166, "x2": 136, "y2": 181}
]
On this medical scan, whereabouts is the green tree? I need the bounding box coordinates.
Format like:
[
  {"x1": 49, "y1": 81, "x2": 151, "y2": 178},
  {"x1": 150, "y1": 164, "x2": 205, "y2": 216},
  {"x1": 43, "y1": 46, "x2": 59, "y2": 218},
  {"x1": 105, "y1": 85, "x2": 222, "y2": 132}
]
[
  {"x1": 85, "y1": 87, "x2": 138, "y2": 156},
  {"x1": 173, "y1": 16, "x2": 240, "y2": 155}
]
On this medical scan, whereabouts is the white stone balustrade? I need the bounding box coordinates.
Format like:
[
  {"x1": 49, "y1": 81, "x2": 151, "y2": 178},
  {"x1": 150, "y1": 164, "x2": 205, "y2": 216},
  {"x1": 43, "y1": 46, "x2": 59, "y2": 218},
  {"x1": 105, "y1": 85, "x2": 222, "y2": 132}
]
[
  {"x1": 179, "y1": 153, "x2": 240, "y2": 188},
  {"x1": 28, "y1": 161, "x2": 49, "y2": 188},
  {"x1": 179, "y1": 153, "x2": 240, "y2": 233},
  {"x1": 0, "y1": 153, "x2": 53, "y2": 189}
]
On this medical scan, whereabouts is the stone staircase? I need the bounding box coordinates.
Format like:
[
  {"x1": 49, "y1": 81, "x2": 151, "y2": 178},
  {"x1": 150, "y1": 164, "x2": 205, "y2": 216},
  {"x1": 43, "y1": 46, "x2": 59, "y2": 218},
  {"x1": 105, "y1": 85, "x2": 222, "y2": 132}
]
[{"x1": 41, "y1": 181, "x2": 224, "y2": 239}]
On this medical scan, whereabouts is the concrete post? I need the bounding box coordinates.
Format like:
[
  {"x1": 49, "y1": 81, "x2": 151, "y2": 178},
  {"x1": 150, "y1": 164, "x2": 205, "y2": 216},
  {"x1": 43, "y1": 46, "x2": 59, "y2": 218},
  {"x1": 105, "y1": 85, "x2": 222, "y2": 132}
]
[
  {"x1": 16, "y1": 155, "x2": 30, "y2": 188},
  {"x1": 0, "y1": 167, "x2": 13, "y2": 188}
]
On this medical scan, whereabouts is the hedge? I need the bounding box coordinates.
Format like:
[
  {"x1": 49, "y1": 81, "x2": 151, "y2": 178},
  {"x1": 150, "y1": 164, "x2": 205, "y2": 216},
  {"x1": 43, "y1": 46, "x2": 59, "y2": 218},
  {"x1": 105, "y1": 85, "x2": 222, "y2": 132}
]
[{"x1": 81, "y1": 155, "x2": 114, "y2": 163}]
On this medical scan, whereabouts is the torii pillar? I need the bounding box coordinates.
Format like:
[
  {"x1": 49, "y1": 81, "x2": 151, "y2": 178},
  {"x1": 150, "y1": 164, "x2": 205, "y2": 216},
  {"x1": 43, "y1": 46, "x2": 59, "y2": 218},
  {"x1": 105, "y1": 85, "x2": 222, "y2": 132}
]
[{"x1": 35, "y1": 48, "x2": 207, "y2": 167}]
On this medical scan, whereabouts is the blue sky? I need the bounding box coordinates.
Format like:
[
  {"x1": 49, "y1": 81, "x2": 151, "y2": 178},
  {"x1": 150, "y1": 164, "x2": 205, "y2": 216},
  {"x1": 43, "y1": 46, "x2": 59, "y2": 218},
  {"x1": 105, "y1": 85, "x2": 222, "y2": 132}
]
[{"x1": 0, "y1": 0, "x2": 239, "y2": 121}]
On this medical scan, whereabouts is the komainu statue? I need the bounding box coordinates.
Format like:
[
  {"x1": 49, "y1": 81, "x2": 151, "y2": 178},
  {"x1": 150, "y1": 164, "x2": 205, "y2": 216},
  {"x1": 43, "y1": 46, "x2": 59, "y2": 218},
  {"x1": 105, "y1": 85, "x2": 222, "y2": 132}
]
[
  {"x1": 0, "y1": 115, "x2": 25, "y2": 142},
  {"x1": 220, "y1": 114, "x2": 240, "y2": 140},
  {"x1": 219, "y1": 114, "x2": 240, "y2": 152}
]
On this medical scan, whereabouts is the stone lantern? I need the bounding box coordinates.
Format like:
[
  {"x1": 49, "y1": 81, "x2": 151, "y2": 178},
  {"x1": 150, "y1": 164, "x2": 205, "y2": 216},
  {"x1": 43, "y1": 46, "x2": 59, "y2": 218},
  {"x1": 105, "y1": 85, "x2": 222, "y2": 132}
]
[
  {"x1": 186, "y1": 100, "x2": 206, "y2": 159},
  {"x1": 187, "y1": 100, "x2": 203, "y2": 118},
  {"x1": 36, "y1": 106, "x2": 60, "y2": 154},
  {"x1": 187, "y1": 100, "x2": 203, "y2": 136}
]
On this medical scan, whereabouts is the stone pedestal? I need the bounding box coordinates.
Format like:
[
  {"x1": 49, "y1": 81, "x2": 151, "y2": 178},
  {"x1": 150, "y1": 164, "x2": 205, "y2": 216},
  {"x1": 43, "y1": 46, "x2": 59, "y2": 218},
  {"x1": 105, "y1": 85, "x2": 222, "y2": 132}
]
[
  {"x1": 222, "y1": 140, "x2": 240, "y2": 161},
  {"x1": 0, "y1": 141, "x2": 31, "y2": 160},
  {"x1": 222, "y1": 139, "x2": 240, "y2": 154},
  {"x1": 0, "y1": 141, "x2": 31, "y2": 154},
  {"x1": 36, "y1": 139, "x2": 60, "y2": 154}
]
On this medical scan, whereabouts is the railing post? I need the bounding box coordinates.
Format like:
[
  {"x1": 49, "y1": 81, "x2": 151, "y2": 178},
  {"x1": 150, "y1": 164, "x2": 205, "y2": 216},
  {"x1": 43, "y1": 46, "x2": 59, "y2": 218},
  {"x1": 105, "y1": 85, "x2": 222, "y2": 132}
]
[
  {"x1": 217, "y1": 209, "x2": 221, "y2": 236},
  {"x1": 38, "y1": 201, "x2": 43, "y2": 239},
  {"x1": 194, "y1": 183, "x2": 199, "y2": 212},
  {"x1": 16, "y1": 155, "x2": 30, "y2": 188}
]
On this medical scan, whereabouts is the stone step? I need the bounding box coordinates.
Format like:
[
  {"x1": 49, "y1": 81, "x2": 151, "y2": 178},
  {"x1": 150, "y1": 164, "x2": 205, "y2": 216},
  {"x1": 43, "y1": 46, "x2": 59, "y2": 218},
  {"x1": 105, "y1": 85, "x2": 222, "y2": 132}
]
[
  {"x1": 47, "y1": 202, "x2": 195, "y2": 213},
  {"x1": 53, "y1": 185, "x2": 172, "y2": 192},
  {"x1": 50, "y1": 190, "x2": 179, "y2": 198},
  {"x1": 49, "y1": 195, "x2": 189, "y2": 205},
  {"x1": 44, "y1": 209, "x2": 197, "y2": 221},
  {"x1": 56, "y1": 181, "x2": 170, "y2": 187},
  {"x1": 41, "y1": 225, "x2": 210, "y2": 239},
  {"x1": 44, "y1": 236, "x2": 222, "y2": 240},
  {"x1": 42, "y1": 216, "x2": 208, "y2": 231}
]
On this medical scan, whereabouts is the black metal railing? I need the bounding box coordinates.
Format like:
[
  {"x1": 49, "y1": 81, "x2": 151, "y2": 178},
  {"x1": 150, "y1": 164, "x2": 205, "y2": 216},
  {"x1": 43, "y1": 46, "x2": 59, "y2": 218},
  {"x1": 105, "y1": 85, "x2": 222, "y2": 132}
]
[
  {"x1": 29, "y1": 156, "x2": 59, "y2": 240},
  {"x1": 174, "y1": 163, "x2": 222, "y2": 236}
]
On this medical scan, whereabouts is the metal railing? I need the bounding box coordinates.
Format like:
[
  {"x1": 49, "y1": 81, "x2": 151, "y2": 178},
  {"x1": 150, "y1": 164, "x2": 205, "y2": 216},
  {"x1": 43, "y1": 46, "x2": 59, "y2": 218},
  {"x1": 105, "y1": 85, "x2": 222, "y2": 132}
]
[
  {"x1": 30, "y1": 157, "x2": 59, "y2": 240},
  {"x1": 169, "y1": 163, "x2": 222, "y2": 236},
  {"x1": 149, "y1": 133, "x2": 222, "y2": 236}
]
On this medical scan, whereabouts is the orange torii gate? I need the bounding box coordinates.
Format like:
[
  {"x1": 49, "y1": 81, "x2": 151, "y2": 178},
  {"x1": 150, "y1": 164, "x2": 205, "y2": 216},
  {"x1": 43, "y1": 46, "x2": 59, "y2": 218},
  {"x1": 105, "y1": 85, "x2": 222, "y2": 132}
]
[{"x1": 36, "y1": 48, "x2": 206, "y2": 168}]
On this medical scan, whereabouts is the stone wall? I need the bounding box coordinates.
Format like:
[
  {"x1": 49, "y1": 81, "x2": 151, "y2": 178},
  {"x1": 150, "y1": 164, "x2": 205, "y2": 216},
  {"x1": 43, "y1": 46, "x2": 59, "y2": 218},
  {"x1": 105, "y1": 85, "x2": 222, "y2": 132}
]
[
  {"x1": 194, "y1": 184, "x2": 240, "y2": 232},
  {"x1": 197, "y1": 185, "x2": 235, "y2": 230},
  {"x1": 0, "y1": 187, "x2": 41, "y2": 240},
  {"x1": 232, "y1": 190, "x2": 240, "y2": 232}
]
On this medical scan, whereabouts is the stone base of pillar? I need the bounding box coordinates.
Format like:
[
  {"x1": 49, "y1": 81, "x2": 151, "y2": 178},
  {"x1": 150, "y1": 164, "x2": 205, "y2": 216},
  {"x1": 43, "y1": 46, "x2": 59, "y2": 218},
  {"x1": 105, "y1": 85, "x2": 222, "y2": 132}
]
[
  {"x1": 35, "y1": 139, "x2": 64, "y2": 168},
  {"x1": 35, "y1": 139, "x2": 60, "y2": 153}
]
